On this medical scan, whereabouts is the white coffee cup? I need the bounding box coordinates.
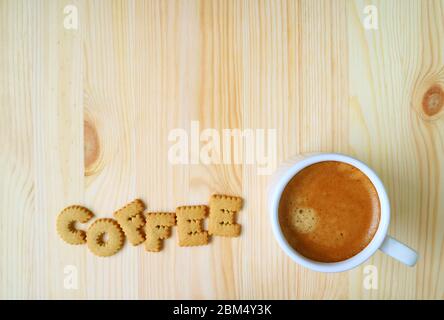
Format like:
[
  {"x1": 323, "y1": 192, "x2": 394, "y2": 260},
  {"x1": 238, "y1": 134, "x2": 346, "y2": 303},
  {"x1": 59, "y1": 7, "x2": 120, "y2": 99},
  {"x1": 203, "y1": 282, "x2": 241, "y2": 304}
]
[{"x1": 268, "y1": 153, "x2": 418, "y2": 272}]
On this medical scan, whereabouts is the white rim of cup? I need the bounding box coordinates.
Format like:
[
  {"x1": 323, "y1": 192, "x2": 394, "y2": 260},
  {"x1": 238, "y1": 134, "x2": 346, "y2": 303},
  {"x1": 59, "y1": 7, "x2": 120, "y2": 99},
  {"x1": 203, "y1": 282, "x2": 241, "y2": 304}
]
[{"x1": 270, "y1": 153, "x2": 390, "y2": 273}]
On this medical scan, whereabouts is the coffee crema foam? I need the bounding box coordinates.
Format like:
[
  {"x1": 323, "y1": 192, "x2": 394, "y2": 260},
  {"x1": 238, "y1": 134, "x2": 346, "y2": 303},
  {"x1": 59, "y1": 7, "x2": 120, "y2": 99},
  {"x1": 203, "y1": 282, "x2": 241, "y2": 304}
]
[{"x1": 278, "y1": 161, "x2": 380, "y2": 262}]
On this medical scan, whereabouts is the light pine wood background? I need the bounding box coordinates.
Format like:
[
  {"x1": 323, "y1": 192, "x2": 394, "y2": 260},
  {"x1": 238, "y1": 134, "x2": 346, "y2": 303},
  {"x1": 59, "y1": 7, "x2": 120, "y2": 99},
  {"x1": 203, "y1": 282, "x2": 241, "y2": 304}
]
[{"x1": 1, "y1": 0, "x2": 443, "y2": 299}]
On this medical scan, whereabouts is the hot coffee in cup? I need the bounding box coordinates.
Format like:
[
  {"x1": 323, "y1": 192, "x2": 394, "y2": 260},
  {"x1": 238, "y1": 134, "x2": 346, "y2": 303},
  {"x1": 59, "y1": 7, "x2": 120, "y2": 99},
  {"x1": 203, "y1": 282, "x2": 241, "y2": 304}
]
[
  {"x1": 268, "y1": 153, "x2": 418, "y2": 272},
  {"x1": 278, "y1": 161, "x2": 380, "y2": 262}
]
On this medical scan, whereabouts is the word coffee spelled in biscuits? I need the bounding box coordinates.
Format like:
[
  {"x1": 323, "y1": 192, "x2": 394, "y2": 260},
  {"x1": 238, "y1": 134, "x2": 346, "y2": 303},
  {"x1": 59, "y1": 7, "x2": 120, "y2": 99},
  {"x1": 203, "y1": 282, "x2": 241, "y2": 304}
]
[{"x1": 56, "y1": 194, "x2": 244, "y2": 257}]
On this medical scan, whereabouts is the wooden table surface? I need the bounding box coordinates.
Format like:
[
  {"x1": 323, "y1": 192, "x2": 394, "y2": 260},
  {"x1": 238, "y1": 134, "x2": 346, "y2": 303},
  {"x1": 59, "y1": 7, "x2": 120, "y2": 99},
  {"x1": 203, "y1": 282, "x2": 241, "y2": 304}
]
[{"x1": 1, "y1": 0, "x2": 444, "y2": 299}]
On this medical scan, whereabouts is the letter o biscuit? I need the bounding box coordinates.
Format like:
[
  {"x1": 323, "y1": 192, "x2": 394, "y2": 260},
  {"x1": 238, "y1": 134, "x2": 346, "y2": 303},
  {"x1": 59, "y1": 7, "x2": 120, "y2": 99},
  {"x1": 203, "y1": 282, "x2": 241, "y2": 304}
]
[{"x1": 86, "y1": 218, "x2": 125, "y2": 257}]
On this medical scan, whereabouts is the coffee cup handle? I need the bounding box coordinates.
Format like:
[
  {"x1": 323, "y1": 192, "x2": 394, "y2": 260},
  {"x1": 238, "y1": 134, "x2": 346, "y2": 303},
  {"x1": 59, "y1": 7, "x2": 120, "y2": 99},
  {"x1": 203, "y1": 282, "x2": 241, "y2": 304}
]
[{"x1": 378, "y1": 235, "x2": 418, "y2": 266}]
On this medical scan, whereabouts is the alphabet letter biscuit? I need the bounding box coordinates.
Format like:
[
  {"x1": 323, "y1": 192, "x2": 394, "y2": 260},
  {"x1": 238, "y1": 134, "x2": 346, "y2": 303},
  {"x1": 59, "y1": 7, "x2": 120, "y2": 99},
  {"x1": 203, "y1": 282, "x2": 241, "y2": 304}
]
[
  {"x1": 144, "y1": 212, "x2": 176, "y2": 252},
  {"x1": 208, "y1": 194, "x2": 243, "y2": 237},
  {"x1": 114, "y1": 199, "x2": 146, "y2": 245},
  {"x1": 57, "y1": 205, "x2": 94, "y2": 245},
  {"x1": 86, "y1": 218, "x2": 125, "y2": 257},
  {"x1": 176, "y1": 205, "x2": 209, "y2": 246}
]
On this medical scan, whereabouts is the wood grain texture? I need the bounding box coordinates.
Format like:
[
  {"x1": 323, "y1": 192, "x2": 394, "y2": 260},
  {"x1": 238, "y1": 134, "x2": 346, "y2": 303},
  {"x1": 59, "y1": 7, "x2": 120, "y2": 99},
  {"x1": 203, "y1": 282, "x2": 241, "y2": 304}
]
[{"x1": 1, "y1": 0, "x2": 443, "y2": 299}]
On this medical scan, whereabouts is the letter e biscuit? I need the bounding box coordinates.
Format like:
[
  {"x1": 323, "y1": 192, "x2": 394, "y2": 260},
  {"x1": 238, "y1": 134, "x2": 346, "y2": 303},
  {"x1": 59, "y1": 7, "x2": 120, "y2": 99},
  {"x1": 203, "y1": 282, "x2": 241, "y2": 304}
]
[
  {"x1": 176, "y1": 205, "x2": 209, "y2": 246},
  {"x1": 208, "y1": 194, "x2": 243, "y2": 237}
]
